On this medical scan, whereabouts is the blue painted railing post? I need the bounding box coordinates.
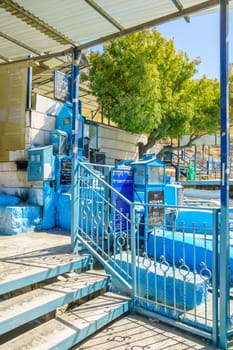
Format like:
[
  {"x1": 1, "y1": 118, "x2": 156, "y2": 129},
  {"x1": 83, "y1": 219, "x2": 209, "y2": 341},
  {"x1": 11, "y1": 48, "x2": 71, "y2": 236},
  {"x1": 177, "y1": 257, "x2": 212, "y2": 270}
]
[
  {"x1": 194, "y1": 145, "x2": 197, "y2": 177},
  {"x1": 131, "y1": 203, "x2": 136, "y2": 309},
  {"x1": 219, "y1": 1, "x2": 230, "y2": 348},
  {"x1": 212, "y1": 208, "x2": 220, "y2": 346},
  {"x1": 202, "y1": 144, "x2": 205, "y2": 173},
  {"x1": 207, "y1": 145, "x2": 210, "y2": 176},
  {"x1": 177, "y1": 139, "x2": 180, "y2": 182},
  {"x1": 71, "y1": 47, "x2": 81, "y2": 252}
]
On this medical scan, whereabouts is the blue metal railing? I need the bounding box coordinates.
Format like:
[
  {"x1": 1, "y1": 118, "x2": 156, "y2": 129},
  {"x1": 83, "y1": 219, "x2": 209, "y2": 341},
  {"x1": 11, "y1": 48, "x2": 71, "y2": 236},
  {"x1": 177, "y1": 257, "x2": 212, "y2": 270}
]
[
  {"x1": 166, "y1": 150, "x2": 223, "y2": 181},
  {"x1": 74, "y1": 162, "x2": 136, "y2": 294},
  {"x1": 132, "y1": 203, "x2": 220, "y2": 342},
  {"x1": 72, "y1": 162, "x2": 233, "y2": 346}
]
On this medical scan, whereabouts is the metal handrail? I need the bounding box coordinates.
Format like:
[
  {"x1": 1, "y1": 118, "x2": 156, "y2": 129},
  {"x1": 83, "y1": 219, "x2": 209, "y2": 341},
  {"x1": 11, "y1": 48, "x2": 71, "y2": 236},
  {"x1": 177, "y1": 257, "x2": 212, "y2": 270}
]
[
  {"x1": 75, "y1": 161, "x2": 136, "y2": 296},
  {"x1": 73, "y1": 160, "x2": 222, "y2": 343}
]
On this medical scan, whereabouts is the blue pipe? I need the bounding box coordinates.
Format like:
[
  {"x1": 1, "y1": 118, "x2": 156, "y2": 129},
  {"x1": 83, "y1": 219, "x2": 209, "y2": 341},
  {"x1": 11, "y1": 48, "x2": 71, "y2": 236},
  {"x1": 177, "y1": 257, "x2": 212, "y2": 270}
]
[
  {"x1": 219, "y1": 1, "x2": 230, "y2": 348},
  {"x1": 71, "y1": 47, "x2": 81, "y2": 252}
]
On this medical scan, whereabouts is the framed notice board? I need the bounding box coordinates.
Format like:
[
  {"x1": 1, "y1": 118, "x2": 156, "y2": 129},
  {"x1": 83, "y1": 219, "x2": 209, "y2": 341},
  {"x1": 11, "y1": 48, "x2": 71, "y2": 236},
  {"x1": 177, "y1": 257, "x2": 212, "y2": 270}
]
[{"x1": 54, "y1": 70, "x2": 71, "y2": 102}]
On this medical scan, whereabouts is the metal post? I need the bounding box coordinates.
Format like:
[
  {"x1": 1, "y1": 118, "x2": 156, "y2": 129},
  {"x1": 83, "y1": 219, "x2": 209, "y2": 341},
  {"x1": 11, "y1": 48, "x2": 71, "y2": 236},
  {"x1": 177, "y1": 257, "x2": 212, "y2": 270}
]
[
  {"x1": 212, "y1": 208, "x2": 220, "y2": 346},
  {"x1": 177, "y1": 139, "x2": 180, "y2": 182},
  {"x1": 219, "y1": 1, "x2": 230, "y2": 348},
  {"x1": 207, "y1": 145, "x2": 210, "y2": 176},
  {"x1": 131, "y1": 203, "x2": 136, "y2": 309},
  {"x1": 26, "y1": 56, "x2": 32, "y2": 110},
  {"x1": 71, "y1": 47, "x2": 81, "y2": 252},
  {"x1": 194, "y1": 145, "x2": 197, "y2": 178},
  {"x1": 202, "y1": 144, "x2": 205, "y2": 173}
]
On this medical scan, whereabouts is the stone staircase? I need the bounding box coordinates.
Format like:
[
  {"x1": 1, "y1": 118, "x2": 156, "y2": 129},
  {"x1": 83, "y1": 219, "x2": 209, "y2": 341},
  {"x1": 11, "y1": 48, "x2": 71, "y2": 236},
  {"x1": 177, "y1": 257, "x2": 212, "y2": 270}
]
[{"x1": 0, "y1": 244, "x2": 131, "y2": 349}]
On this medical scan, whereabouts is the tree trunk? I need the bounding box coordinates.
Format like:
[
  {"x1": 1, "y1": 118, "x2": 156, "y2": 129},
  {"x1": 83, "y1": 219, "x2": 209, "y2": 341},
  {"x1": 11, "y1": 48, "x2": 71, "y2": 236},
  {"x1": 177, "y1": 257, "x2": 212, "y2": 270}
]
[{"x1": 137, "y1": 142, "x2": 145, "y2": 159}]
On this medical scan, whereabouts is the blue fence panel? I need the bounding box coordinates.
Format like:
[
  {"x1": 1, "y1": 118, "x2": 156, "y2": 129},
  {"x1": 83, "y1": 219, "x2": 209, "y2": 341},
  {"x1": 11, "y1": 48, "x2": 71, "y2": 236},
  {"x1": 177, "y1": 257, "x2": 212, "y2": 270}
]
[{"x1": 73, "y1": 162, "x2": 222, "y2": 344}]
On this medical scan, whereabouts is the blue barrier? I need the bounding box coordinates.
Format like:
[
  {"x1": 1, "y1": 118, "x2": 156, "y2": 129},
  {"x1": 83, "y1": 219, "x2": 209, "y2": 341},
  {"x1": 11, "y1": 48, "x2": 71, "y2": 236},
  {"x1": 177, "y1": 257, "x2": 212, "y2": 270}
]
[
  {"x1": 55, "y1": 193, "x2": 71, "y2": 230},
  {"x1": 175, "y1": 209, "x2": 214, "y2": 234},
  {"x1": 0, "y1": 194, "x2": 20, "y2": 206},
  {"x1": 0, "y1": 205, "x2": 42, "y2": 235},
  {"x1": 148, "y1": 229, "x2": 223, "y2": 278},
  {"x1": 107, "y1": 253, "x2": 207, "y2": 311}
]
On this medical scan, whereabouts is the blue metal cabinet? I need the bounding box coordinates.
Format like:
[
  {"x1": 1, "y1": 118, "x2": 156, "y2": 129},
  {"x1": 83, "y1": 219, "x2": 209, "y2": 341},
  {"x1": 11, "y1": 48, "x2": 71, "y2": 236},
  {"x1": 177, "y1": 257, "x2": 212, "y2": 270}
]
[
  {"x1": 131, "y1": 155, "x2": 166, "y2": 235},
  {"x1": 131, "y1": 154, "x2": 166, "y2": 203},
  {"x1": 164, "y1": 184, "x2": 183, "y2": 206},
  {"x1": 27, "y1": 145, "x2": 55, "y2": 181}
]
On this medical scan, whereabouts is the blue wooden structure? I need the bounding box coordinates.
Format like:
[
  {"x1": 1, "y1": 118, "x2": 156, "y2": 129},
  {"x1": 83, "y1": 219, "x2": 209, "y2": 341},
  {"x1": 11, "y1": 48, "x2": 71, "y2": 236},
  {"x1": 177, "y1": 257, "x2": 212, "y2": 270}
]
[{"x1": 131, "y1": 154, "x2": 166, "y2": 204}]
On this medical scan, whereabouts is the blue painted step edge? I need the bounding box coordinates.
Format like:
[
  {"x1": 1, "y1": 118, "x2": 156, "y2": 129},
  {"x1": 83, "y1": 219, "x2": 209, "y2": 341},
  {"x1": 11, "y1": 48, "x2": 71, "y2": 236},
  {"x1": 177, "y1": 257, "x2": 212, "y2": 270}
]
[
  {"x1": 0, "y1": 255, "x2": 91, "y2": 295},
  {"x1": 0, "y1": 273, "x2": 111, "y2": 335}
]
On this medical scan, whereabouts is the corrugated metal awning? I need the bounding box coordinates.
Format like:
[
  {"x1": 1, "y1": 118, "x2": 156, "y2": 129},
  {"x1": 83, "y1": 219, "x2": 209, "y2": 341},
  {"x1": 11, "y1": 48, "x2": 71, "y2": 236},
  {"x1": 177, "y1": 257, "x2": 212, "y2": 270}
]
[{"x1": 0, "y1": 0, "x2": 232, "y2": 113}]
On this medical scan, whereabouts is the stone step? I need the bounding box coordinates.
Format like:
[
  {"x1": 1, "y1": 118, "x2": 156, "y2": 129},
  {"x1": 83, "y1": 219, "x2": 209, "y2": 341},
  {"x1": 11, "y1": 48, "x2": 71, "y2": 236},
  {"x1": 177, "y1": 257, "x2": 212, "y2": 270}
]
[
  {"x1": 0, "y1": 271, "x2": 110, "y2": 335},
  {"x1": 0, "y1": 247, "x2": 91, "y2": 295},
  {"x1": 0, "y1": 292, "x2": 130, "y2": 350}
]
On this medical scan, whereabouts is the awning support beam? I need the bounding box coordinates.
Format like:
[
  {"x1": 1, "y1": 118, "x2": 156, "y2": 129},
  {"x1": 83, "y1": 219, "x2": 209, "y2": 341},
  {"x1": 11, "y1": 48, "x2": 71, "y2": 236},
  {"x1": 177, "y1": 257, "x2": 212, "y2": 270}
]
[
  {"x1": 219, "y1": 0, "x2": 230, "y2": 348},
  {"x1": 71, "y1": 47, "x2": 81, "y2": 252}
]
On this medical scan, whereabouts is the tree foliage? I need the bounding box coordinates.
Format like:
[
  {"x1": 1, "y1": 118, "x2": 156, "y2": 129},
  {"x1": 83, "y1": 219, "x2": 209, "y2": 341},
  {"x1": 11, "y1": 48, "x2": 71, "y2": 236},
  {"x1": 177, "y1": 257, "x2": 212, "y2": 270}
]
[
  {"x1": 230, "y1": 64, "x2": 233, "y2": 122},
  {"x1": 82, "y1": 30, "x2": 220, "y2": 153}
]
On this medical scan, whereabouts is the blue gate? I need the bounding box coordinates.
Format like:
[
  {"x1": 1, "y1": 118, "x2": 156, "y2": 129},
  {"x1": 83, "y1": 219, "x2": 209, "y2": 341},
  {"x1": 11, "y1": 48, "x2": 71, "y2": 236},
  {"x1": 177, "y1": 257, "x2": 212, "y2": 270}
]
[{"x1": 70, "y1": 161, "x2": 230, "y2": 347}]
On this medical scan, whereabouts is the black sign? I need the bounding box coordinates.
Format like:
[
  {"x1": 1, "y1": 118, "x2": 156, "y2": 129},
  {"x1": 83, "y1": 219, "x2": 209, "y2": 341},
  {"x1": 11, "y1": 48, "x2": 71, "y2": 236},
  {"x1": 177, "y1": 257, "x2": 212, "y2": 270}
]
[
  {"x1": 148, "y1": 190, "x2": 164, "y2": 227},
  {"x1": 60, "y1": 158, "x2": 72, "y2": 185}
]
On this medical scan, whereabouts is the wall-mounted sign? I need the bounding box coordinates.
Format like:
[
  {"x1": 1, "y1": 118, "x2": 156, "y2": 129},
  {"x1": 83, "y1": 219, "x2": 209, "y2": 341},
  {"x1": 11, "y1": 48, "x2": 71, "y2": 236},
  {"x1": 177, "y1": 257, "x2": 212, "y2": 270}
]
[
  {"x1": 54, "y1": 70, "x2": 71, "y2": 102},
  {"x1": 111, "y1": 168, "x2": 133, "y2": 232}
]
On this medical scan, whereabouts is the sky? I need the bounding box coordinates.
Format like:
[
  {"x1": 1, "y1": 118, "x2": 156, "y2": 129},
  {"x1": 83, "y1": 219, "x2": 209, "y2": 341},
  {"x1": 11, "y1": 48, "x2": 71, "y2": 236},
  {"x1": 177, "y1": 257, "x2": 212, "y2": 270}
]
[{"x1": 157, "y1": 9, "x2": 233, "y2": 80}]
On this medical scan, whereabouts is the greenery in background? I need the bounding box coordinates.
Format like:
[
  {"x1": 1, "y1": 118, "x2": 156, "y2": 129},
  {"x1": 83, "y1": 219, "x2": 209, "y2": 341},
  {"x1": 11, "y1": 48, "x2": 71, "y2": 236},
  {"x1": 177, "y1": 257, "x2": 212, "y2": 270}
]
[
  {"x1": 82, "y1": 30, "x2": 221, "y2": 155},
  {"x1": 230, "y1": 64, "x2": 233, "y2": 124}
]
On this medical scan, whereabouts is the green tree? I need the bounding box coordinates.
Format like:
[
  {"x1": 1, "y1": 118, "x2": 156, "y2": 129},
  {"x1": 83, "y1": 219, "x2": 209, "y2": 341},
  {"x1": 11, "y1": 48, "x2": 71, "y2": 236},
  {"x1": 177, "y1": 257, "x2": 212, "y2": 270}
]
[
  {"x1": 83, "y1": 30, "x2": 220, "y2": 156},
  {"x1": 230, "y1": 64, "x2": 233, "y2": 122},
  {"x1": 182, "y1": 76, "x2": 220, "y2": 145}
]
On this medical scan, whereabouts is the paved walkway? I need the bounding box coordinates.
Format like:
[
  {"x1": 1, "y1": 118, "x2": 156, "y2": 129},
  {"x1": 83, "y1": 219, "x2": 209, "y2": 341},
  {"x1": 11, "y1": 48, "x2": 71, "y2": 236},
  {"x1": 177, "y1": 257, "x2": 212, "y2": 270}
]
[{"x1": 74, "y1": 314, "x2": 218, "y2": 350}]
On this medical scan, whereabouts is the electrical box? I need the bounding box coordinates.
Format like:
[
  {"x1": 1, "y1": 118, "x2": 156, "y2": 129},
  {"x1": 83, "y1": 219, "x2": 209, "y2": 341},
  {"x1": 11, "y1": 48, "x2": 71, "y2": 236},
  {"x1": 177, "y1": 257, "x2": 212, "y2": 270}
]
[{"x1": 27, "y1": 145, "x2": 55, "y2": 181}]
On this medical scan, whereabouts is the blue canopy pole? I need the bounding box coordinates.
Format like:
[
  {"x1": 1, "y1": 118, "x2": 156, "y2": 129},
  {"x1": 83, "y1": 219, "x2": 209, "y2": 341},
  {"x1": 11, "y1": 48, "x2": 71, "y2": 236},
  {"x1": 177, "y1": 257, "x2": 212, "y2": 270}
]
[
  {"x1": 71, "y1": 47, "x2": 81, "y2": 252},
  {"x1": 219, "y1": 0, "x2": 230, "y2": 348}
]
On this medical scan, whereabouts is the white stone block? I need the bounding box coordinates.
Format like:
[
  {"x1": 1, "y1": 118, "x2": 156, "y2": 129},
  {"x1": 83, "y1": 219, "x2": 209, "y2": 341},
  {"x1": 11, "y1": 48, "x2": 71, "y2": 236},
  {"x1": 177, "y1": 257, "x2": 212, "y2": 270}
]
[
  {"x1": 0, "y1": 171, "x2": 29, "y2": 187},
  {"x1": 0, "y1": 162, "x2": 17, "y2": 171},
  {"x1": 30, "y1": 111, "x2": 55, "y2": 131},
  {"x1": 9, "y1": 150, "x2": 26, "y2": 161}
]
